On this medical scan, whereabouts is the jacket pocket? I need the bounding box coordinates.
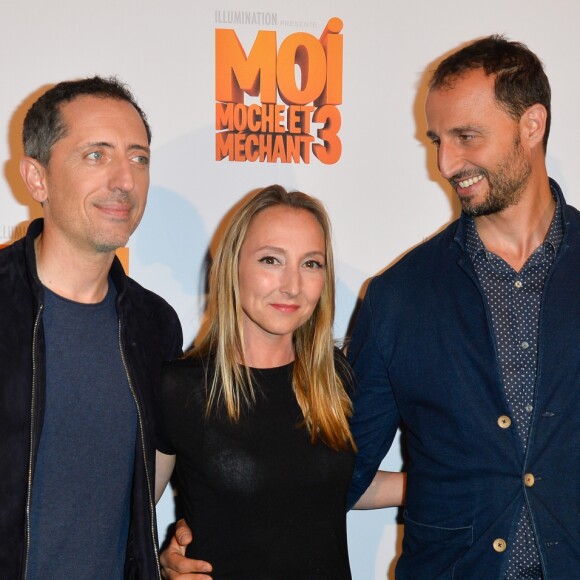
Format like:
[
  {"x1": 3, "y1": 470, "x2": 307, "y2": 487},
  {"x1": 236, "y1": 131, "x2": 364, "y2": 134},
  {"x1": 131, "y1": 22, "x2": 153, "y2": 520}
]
[{"x1": 403, "y1": 511, "x2": 473, "y2": 547}]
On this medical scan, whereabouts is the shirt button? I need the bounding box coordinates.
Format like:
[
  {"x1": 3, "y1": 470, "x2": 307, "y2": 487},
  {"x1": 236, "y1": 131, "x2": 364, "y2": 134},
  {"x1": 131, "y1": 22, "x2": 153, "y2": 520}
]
[
  {"x1": 498, "y1": 415, "x2": 512, "y2": 429},
  {"x1": 493, "y1": 538, "x2": 507, "y2": 552},
  {"x1": 524, "y1": 473, "x2": 535, "y2": 487},
  {"x1": 525, "y1": 404, "x2": 533, "y2": 414},
  {"x1": 514, "y1": 280, "x2": 523, "y2": 288},
  {"x1": 521, "y1": 341, "x2": 529, "y2": 349}
]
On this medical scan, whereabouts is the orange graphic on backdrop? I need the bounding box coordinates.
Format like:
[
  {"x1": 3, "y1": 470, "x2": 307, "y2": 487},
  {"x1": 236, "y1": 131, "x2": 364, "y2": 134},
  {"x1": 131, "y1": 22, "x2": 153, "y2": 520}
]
[{"x1": 215, "y1": 18, "x2": 343, "y2": 164}]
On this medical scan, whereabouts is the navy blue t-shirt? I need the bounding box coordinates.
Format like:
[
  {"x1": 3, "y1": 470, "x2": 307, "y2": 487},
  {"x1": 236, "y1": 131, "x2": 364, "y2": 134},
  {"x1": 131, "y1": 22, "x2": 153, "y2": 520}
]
[{"x1": 27, "y1": 283, "x2": 137, "y2": 579}]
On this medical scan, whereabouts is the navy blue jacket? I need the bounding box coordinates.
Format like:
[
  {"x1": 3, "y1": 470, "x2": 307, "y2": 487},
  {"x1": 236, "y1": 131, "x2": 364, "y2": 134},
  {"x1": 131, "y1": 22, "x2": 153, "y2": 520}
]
[
  {"x1": 0, "y1": 219, "x2": 183, "y2": 579},
  {"x1": 347, "y1": 179, "x2": 580, "y2": 579}
]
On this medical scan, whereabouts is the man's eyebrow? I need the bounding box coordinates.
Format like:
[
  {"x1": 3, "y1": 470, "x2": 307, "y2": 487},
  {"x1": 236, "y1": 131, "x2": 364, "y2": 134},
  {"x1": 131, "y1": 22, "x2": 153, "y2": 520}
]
[
  {"x1": 426, "y1": 126, "x2": 483, "y2": 140},
  {"x1": 449, "y1": 125, "x2": 481, "y2": 135},
  {"x1": 82, "y1": 141, "x2": 150, "y2": 153},
  {"x1": 128, "y1": 144, "x2": 151, "y2": 154},
  {"x1": 84, "y1": 141, "x2": 113, "y2": 148}
]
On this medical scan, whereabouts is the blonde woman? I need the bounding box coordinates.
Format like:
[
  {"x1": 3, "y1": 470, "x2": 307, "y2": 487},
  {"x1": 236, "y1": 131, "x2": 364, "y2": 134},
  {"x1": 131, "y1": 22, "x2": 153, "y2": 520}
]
[{"x1": 156, "y1": 185, "x2": 402, "y2": 579}]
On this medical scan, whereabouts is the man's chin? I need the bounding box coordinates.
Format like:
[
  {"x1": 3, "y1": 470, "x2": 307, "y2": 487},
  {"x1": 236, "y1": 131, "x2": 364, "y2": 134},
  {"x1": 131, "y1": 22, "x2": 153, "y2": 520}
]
[
  {"x1": 92, "y1": 236, "x2": 130, "y2": 254},
  {"x1": 460, "y1": 198, "x2": 490, "y2": 217},
  {"x1": 462, "y1": 200, "x2": 509, "y2": 217}
]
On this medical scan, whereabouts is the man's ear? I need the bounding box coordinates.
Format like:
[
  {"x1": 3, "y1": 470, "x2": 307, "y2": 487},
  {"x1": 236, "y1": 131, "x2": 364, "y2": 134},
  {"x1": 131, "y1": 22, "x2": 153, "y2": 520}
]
[
  {"x1": 20, "y1": 157, "x2": 48, "y2": 204},
  {"x1": 520, "y1": 103, "x2": 547, "y2": 149}
]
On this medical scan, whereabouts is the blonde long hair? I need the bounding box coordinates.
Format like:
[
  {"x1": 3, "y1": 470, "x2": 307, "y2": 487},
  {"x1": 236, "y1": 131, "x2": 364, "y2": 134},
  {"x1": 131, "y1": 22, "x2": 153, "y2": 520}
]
[{"x1": 190, "y1": 185, "x2": 355, "y2": 451}]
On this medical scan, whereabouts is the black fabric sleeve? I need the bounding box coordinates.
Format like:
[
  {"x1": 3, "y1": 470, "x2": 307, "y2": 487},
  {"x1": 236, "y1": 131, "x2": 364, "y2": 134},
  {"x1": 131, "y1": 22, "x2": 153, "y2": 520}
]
[{"x1": 155, "y1": 361, "x2": 179, "y2": 455}]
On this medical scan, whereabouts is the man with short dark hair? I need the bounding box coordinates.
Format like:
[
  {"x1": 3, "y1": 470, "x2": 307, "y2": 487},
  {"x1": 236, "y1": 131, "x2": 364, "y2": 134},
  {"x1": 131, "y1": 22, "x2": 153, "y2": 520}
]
[
  {"x1": 0, "y1": 76, "x2": 182, "y2": 578},
  {"x1": 348, "y1": 36, "x2": 580, "y2": 578}
]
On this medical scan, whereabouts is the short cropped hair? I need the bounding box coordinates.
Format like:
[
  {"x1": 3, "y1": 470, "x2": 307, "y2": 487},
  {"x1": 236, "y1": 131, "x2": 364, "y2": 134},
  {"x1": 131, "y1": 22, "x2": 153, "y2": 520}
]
[
  {"x1": 430, "y1": 35, "x2": 551, "y2": 151},
  {"x1": 22, "y1": 76, "x2": 151, "y2": 166}
]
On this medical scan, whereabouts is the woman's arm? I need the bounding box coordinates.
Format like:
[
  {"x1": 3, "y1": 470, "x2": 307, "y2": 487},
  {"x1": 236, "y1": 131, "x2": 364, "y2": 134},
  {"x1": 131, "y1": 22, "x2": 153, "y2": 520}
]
[
  {"x1": 155, "y1": 450, "x2": 176, "y2": 504},
  {"x1": 352, "y1": 470, "x2": 406, "y2": 509}
]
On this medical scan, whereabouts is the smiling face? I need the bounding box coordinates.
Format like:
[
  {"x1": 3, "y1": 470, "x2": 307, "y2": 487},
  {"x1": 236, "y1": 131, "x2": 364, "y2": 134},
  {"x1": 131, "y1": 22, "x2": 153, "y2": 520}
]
[
  {"x1": 29, "y1": 95, "x2": 150, "y2": 255},
  {"x1": 238, "y1": 205, "x2": 326, "y2": 354},
  {"x1": 425, "y1": 68, "x2": 532, "y2": 217}
]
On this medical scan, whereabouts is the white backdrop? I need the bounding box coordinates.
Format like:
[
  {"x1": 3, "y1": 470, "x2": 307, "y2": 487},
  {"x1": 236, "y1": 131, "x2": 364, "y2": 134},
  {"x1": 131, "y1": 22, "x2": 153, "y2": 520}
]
[{"x1": 2, "y1": 1, "x2": 579, "y2": 577}]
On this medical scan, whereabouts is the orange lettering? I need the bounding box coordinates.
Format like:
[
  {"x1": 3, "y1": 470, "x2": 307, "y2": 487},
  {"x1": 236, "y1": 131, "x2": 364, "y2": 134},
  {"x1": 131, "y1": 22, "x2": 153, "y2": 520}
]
[
  {"x1": 277, "y1": 33, "x2": 326, "y2": 105},
  {"x1": 215, "y1": 19, "x2": 343, "y2": 164},
  {"x1": 312, "y1": 105, "x2": 341, "y2": 164},
  {"x1": 315, "y1": 18, "x2": 343, "y2": 106},
  {"x1": 216, "y1": 131, "x2": 234, "y2": 160},
  {"x1": 215, "y1": 29, "x2": 277, "y2": 103}
]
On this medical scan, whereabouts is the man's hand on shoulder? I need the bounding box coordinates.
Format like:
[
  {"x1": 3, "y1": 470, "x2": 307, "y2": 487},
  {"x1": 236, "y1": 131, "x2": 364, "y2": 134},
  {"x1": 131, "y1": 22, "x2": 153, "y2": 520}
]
[{"x1": 160, "y1": 519, "x2": 213, "y2": 579}]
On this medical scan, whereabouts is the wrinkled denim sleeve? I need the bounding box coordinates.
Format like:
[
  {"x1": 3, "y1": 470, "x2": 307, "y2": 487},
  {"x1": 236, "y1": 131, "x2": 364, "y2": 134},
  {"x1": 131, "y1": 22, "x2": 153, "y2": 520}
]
[{"x1": 346, "y1": 278, "x2": 400, "y2": 509}]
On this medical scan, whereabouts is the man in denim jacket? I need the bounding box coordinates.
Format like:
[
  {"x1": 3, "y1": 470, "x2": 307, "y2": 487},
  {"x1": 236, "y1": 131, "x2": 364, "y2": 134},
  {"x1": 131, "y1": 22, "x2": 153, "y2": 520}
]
[{"x1": 347, "y1": 36, "x2": 580, "y2": 579}]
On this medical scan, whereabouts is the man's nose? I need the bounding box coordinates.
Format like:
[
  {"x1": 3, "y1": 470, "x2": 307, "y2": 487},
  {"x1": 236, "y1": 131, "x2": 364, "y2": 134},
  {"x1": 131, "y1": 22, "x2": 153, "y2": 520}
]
[{"x1": 437, "y1": 141, "x2": 463, "y2": 181}]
